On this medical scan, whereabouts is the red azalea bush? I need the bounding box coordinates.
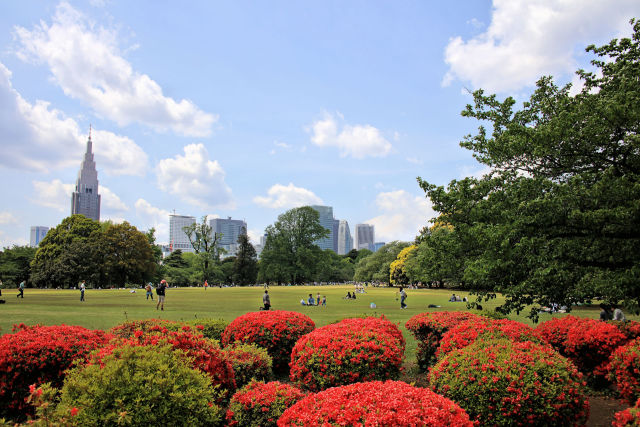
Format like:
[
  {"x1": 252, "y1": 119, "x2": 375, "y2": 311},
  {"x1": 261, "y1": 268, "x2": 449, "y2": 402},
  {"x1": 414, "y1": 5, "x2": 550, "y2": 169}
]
[
  {"x1": 223, "y1": 343, "x2": 273, "y2": 389},
  {"x1": 613, "y1": 398, "x2": 640, "y2": 427},
  {"x1": 226, "y1": 381, "x2": 307, "y2": 427},
  {"x1": 278, "y1": 380, "x2": 473, "y2": 426},
  {"x1": 436, "y1": 318, "x2": 540, "y2": 359},
  {"x1": 609, "y1": 338, "x2": 640, "y2": 404},
  {"x1": 612, "y1": 320, "x2": 640, "y2": 341},
  {"x1": 335, "y1": 315, "x2": 405, "y2": 350},
  {"x1": 535, "y1": 315, "x2": 590, "y2": 356},
  {"x1": 289, "y1": 318, "x2": 404, "y2": 391},
  {"x1": 222, "y1": 311, "x2": 315, "y2": 371},
  {"x1": 94, "y1": 329, "x2": 236, "y2": 401},
  {"x1": 428, "y1": 338, "x2": 589, "y2": 426},
  {"x1": 109, "y1": 318, "x2": 181, "y2": 337},
  {"x1": 405, "y1": 311, "x2": 482, "y2": 370},
  {"x1": 0, "y1": 324, "x2": 112, "y2": 420}
]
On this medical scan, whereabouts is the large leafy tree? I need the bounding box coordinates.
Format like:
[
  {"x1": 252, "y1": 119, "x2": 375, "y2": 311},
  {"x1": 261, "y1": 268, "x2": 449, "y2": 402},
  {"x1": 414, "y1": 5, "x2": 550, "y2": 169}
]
[
  {"x1": 233, "y1": 229, "x2": 258, "y2": 285},
  {"x1": 0, "y1": 246, "x2": 37, "y2": 287},
  {"x1": 183, "y1": 216, "x2": 222, "y2": 282},
  {"x1": 353, "y1": 241, "x2": 411, "y2": 284},
  {"x1": 418, "y1": 20, "x2": 640, "y2": 319},
  {"x1": 102, "y1": 222, "x2": 156, "y2": 287},
  {"x1": 259, "y1": 206, "x2": 329, "y2": 284}
]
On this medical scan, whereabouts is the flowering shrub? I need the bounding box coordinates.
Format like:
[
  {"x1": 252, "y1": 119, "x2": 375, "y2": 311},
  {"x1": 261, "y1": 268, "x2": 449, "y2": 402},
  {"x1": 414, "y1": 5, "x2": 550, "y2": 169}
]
[
  {"x1": 185, "y1": 318, "x2": 229, "y2": 341},
  {"x1": 436, "y1": 318, "x2": 540, "y2": 359},
  {"x1": 534, "y1": 315, "x2": 590, "y2": 356},
  {"x1": 226, "y1": 381, "x2": 307, "y2": 427},
  {"x1": 613, "y1": 398, "x2": 640, "y2": 427},
  {"x1": 335, "y1": 315, "x2": 405, "y2": 350},
  {"x1": 222, "y1": 311, "x2": 315, "y2": 371},
  {"x1": 109, "y1": 318, "x2": 181, "y2": 338},
  {"x1": 289, "y1": 318, "x2": 404, "y2": 391},
  {"x1": 428, "y1": 338, "x2": 589, "y2": 426},
  {"x1": 609, "y1": 338, "x2": 640, "y2": 404},
  {"x1": 278, "y1": 380, "x2": 472, "y2": 426},
  {"x1": 405, "y1": 311, "x2": 482, "y2": 370},
  {"x1": 612, "y1": 320, "x2": 640, "y2": 341},
  {"x1": 223, "y1": 343, "x2": 273, "y2": 389},
  {"x1": 0, "y1": 324, "x2": 111, "y2": 421},
  {"x1": 94, "y1": 329, "x2": 236, "y2": 401},
  {"x1": 56, "y1": 344, "x2": 224, "y2": 426}
]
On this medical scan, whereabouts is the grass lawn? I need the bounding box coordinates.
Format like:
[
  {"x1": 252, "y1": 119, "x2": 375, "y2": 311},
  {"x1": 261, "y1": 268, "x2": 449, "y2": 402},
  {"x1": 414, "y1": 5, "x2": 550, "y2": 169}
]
[{"x1": 1, "y1": 284, "x2": 625, "y2": 372}]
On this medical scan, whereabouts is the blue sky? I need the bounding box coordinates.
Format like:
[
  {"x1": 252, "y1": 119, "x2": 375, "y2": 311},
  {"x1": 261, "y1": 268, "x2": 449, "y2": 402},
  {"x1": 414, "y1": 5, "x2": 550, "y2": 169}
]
[{"x1": 1, "y1": 1, "x2": 638, "y2": 247}]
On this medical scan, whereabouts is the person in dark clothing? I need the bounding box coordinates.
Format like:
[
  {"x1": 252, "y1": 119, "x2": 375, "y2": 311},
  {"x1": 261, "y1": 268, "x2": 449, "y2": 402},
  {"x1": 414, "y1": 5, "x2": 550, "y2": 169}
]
[{"x1": 156, "y1": 280, "x2": 167, "y2": 311}]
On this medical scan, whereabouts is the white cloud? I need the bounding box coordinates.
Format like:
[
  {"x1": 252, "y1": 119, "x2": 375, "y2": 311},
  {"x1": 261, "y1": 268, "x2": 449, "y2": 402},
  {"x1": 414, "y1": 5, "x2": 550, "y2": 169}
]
[
  {"x1": 31, "y1": 179, "x2": 74, "y2": 211},
  {"x1": 443, "y1": 0, "x2": 640, "y2": 93},
  {"x1": 0, "y1": 62, "x2": 147, "y2": 175},
  {"x1": 0, "y1": 212, "x2": 18, "y2": 224},
  {"x1": 100, "y1": 186, "x2": 128, "y2": 212},
  {"x1": 156, "y1": 144, "x2": 234, "y2": 210},
  {"x1": 365, "y1": 190, "x2": 436, "y2": 242},
  {"x1": 135, "y1": 198, "x2": 170, "y2": 243},
  {"x1": 14, "y1": 2, "x2": 217, "y2": 137},
  {"x1": 253, "y1": 183, "x2": 322, "y2": 209},
  {"x1": 309, "y1": 112, "x2": 392, "y2": 158},
  {"x1": 406, "y1": 156, "x2": 423, "y2": 165},
  {"x1": 247, "y1": 228, "x2": 262, "y2": 244}
]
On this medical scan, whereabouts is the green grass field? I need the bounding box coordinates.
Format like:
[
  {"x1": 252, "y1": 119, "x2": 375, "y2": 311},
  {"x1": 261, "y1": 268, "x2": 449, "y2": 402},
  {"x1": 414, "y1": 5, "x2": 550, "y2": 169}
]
[{"x1": 0, "y1": 285, "x2": 627, "y2": 370}]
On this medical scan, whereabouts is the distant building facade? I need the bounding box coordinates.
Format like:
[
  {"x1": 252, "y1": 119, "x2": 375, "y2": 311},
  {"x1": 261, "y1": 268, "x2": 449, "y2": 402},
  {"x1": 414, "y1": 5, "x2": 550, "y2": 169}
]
[
  {"x1": 310, "y1": 205, "x2": 335, "y2": 251},
  {"x1": 210, "y1": 217, "x2": 247, "y2": 257},
  {"x1": 71, "y1": 132, "x2": 101, "y2": 221},
  {"x1": 169, "y1": 214, "x2": 196, "y2": 253},
  {"x1": 373, "y1": 242, "x2": 386, "y2": 252},
  {"x1": 30, "y1": 226, "x2": 50, "y2": 247},
  {"x1": 355, "y1": 223, "x2": 375, "y2": 251},
  {"x1": 337, "y1": 220, "x2": 353, "y2": 255}
]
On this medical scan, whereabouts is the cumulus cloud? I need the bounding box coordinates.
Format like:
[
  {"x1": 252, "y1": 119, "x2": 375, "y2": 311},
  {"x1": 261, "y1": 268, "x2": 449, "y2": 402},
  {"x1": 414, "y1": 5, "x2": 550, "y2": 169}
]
[
  {"x1": 156, "y1": 144, "x2": 234, "y2": 210},
  {"x1": 0, "y1": 62, "x2": 147, "y2": 174},
  {"x1": 365, "y1": 190, "x2": 436, "y2": 242},
  {"x1": 443, "y1": 0, "x2": 640, "y2": 93},
  {"x1": 31, "y1": 179, "x2": 74, "y2": 211},
  {"x1": 253, "y1": 183, "x2": 322, "y2": 209},
  {"x1": 100, "y1": 186, "x2": 128, "y2": 212},
  {"x1": 0, "y1": 212, "x2": 18, "y2": 224},
  {"x1": 309, "y1": 112, "x2": 392, "y2": 158},
  {"x1": 135, "y1": 198, "x2": 170, "y2": 242},
  {"x1": 14, "y1": 2, "x2": 217, "y2": 137}
]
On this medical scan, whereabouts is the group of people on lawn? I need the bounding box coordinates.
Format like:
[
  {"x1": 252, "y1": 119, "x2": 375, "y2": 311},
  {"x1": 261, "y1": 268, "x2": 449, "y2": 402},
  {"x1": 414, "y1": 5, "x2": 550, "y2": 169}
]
[{"x1": 301, "y1": 293, "x2": 327, "y2": 307}]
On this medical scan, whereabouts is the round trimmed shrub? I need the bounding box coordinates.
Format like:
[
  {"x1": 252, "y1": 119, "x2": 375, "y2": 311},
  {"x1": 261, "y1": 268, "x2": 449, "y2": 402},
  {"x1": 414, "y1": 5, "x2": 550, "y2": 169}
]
[
  {"x1": 405, "y1": 311, "x2": 482, "y2": 370},
  {"x1": 436, "y1": 317, "x2": 540, "y2": 359},
  {"x1": 609, "y1": 338, "x2": 640, "y2": 404},
  {"x1": 56, "y1": 344, "x2": 224, "y2": 426},
  {"x1": 278, "y1": 380, "x2": 473, "y2": 426},
  {"x1": 185, "y1": 318, "x2": 229, "y2": 341},
  {"x1": 226, "y1": 381, "x2": 307, "y2": 427},
  {"x1": 335, "y1": 315, "x2": 405, "y2": 350},
  {"x1": 613, "y1": 398, "x2": 640, "y2": 427},
  {"x1": 289, "y1": 318, "x2": 403, "y2": 391},
  {"x1": 223, "y1": 343, "x2": 273, "y2": 389},
  {"x1": 0, "y1": 324, "x2": 112, "y2": 420},
  {"x1": 428, "y1": 338, "x2": 589, "y2": 426},
  {"x1": 222, "y1": 311, "x2": 315, "y2": 371},
  {"x1": 535, "y1": 315, "x2": 589, "y2": 356}
]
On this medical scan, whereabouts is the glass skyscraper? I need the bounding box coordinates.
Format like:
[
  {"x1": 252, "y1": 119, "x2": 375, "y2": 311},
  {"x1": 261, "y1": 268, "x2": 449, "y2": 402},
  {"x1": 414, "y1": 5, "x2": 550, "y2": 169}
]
[{"x1": 310, "y1": 205, "x2": 335, "y2": 251}]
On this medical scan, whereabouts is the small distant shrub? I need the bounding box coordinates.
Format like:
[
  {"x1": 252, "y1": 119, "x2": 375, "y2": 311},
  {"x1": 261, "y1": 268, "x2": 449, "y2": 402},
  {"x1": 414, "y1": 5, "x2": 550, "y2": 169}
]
[
  {"x1": 289, "y1": 318, "x2": 403, "y2": 391},
  {"x1": 223, "y1": 343, "x2": 273, "y2": 389},
  {"x1": 609, "y1": 338, "x2": 640, "y2": 404},
  {"x1": 56, "y1": 345, "x2": 224, "y2": 426},
  {"x1": 226, "y1": 381, "x2": 307, "y2": 427},
  {"x1": 405, "y1": 311, "x2": 482, "y2": 370},
  {"x1": 428, "y1": 339, "x2": 589, "y2": 426},
  {"x1": 613, "y1": 398, "x2": 640, "y2": 427},
  {"x1": 436, "y1": 318, "x2": 540, "y2": 359},
  {"x1": 222, "y1": 311, "x2": 315, "y2": 371},
  {"x1": 480, "y1": 309, "x2": 508, "y2": 320},
  {"x1": 0, "y1": 325, "x2": 111, "y2": 421},
  {"x1": 185, "y1": 318, "x2": 229, "y2": 341},
  {"x1": 278, "y1": 380, "x2": 473, "y2": 426},
  {"x1": 109, "y1": 318, "x2": 180, "y2": 338}
]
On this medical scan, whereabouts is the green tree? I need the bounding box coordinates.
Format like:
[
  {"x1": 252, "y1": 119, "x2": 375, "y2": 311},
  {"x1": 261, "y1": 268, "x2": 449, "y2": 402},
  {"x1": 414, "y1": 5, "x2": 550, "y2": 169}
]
[
  {"x1": 183, "y1": 216, "x2": 222, "y2": 282},
  {"x1": 259, "y1": 206, "x2": 329, "y2": 284},
  {"x1": 233, "y1": 229, "x2": 258, "y2": 285},
  {"x1": 0, "y1": 245, "x2": 37, "y2": 287},
  {"x1": 30, "y1": 215, "x2": 101, "y2": 288},
  {"x1": 418, "y1": 20, "x2": 640, "y2": 319},
  {"x1": 102, "y1": 222, "x2": 156, "y2": 287},
  {"x1": 314, "y1": 249, "x2": 355, "y2": 282},
  {"x1": 353, "y1": 241, "x2": 410, "y2": 284},
  {"x1": 146, "y1": 228, "x2": 164, "y2": 282}
]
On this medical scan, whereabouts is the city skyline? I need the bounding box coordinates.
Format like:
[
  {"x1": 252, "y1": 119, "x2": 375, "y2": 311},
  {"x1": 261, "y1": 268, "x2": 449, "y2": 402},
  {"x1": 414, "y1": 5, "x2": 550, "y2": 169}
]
[{"x1": 1, "y1": 1, "x2": 638, "y2": 249}]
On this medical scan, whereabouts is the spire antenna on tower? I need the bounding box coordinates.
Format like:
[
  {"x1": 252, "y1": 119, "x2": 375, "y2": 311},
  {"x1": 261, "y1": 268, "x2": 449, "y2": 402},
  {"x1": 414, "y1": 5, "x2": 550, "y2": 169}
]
[{"x1": 89, "y1": 124, "x2": 92, "y2": 139}]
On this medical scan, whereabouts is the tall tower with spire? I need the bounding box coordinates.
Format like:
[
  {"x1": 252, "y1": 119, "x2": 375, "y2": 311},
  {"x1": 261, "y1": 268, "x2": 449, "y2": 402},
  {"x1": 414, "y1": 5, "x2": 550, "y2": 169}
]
[{"x1": 71, "y1": 127, "x2": 101, "y2": 221}]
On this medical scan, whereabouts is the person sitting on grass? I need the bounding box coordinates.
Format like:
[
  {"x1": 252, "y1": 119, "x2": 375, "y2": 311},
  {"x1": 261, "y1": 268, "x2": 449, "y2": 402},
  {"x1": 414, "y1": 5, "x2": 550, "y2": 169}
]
[
  {"x1": 344, "y1": 292, "x2": 352, "y2": 300},
  {"x1": 308, "y1": 294, "x2": 315, "y2": 306},
  {"x1": 300, "y1": 298, "x2": 307, "y2": 306}
]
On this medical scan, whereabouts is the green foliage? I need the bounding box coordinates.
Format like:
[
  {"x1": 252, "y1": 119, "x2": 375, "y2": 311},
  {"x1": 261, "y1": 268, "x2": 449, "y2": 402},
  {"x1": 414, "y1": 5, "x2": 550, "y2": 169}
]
[
  {"x1": 353, "y1": 241, "x2": 411, "y2": 283},
  {"x1": 258, "y1": 207, "x2": 329, "y2": 284},
  {"x1": 0, "y1": 245, "x2": 36, "y2": 287},
  {"x1": 233, "y1": 230, "x2": 258, "y2": 285},
  {"x1": 102, "y1": 222, "x2": 156, "y2": 287},
  {"x1": 416, "y1": 21, "x2": 640, "y2": 319},
  {"x1": 57, "y1": 344, "x2": 224, "y2": 426},
  {"x1": 314, "y1": 249, "x2": 355, "y2": 282},
  {"x1": 183, "y1": 216, "x2": 223, "y2": 283},
  {"x1": 223, "y1": 343, "x2": 273, "y2": 389},
  {"x1": 163, "y1": 250, "x2": 200, "y2": 286},
  {"x1": 185, "y1": 318, "x2": 229, "y2": 341}
]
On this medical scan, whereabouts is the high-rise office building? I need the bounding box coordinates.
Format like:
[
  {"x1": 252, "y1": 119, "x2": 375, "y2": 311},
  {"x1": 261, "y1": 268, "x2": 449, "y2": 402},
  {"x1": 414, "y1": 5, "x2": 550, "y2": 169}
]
[
  {"x1": 373, "y1": 242, "x2": 386, "y2": 252},
  {"x1": 30, "y1": 226, "x2": 50, "y2": 247},
  {"x1": 332, "y1": 219, "x2": 340, "y2": 253},
  {"x1": 169, "y1": 214, "x2": 196, "y2": 253},
  {"x1": 337, "y1": 220, "x2": 353, "y2": 255},
  {"x1": 355, "y1": 223, "x2": 375, "y2": 251},
  {"x1": 210, "y1": 217, "x2": 247, "y2": 257},
  {"x1": 310, "y1": 205, "x2": 335, "y2": 251},
  {"x1": 71, "y1": 130, "x2": 101, "y2": 221}
]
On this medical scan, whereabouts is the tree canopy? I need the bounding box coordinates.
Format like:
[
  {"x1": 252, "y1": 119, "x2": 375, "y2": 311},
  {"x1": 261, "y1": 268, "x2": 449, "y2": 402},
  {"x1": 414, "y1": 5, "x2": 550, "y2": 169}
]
[{"x1": 417, "y1": 20, "x2": 640, "y2": 319}]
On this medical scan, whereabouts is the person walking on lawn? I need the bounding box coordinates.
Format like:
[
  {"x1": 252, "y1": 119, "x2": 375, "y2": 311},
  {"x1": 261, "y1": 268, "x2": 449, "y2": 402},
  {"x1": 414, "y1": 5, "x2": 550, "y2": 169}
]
[{"x1": 156, "y1": 280, "x2": 167, "y2": 310}]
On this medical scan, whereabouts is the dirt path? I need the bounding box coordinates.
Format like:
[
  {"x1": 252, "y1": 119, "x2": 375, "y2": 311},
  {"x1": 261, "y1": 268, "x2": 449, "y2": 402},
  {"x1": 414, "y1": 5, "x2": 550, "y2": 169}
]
[{"x1": 587, "y1": 396, "x2": 627, "y2": 426}]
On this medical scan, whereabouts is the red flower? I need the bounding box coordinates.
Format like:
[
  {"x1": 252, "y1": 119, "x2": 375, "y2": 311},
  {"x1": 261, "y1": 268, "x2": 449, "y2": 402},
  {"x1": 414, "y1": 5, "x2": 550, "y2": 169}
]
[{"x1": 70, "y1": 407, "x2": 79, "y2": 417}]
